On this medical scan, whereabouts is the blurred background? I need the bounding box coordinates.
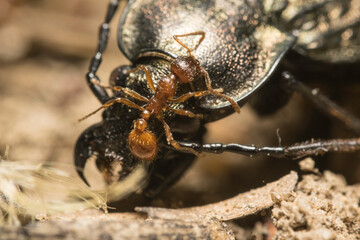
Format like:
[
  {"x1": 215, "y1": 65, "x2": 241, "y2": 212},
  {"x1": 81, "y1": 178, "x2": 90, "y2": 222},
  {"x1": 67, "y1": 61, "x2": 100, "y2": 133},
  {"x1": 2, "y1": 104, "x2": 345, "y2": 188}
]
[
  {"x1": 0, "y1": 0, "x2": 126, "y2": 173},
  {"x1": 0, "y1": 0, "x2": 359, "y2": 208}
]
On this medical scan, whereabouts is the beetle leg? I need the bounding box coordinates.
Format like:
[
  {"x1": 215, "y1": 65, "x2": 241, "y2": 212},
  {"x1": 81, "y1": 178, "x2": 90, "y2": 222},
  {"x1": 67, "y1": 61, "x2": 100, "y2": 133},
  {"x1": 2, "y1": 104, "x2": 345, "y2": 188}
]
[
  {"x1": 157, "y1": 114, "x2": 199, "y2": 156},
  {"x1": 86, "y1": 0, "x2": 120, "y2": 103},
  {"x1": 177, "y1": 138, "x2": 360, "y2": 159},
  {"x1": 126, "y1": 65, "x2": 156, "y2": 93},
  {"x1": 79, "y1": 97, "x2": 145, "y2": 122},
  {"x1": 165, "y1": 105, "x2": 203, "y2": 119},
  {"x1": 281, "y1": 72, "x2": 360, "y2": 134},
  {"x1": 91, "y1": 79, "x2": 149, "y2": 102},
  {"x1": 200, "y1": 69, "x2": 241, "y2": 113}
]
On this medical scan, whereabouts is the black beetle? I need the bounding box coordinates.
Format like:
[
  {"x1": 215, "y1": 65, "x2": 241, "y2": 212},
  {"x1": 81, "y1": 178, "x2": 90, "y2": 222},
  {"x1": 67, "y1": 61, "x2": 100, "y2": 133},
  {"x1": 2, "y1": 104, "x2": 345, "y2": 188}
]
[{"x1": 75, "y1": 0, "x2": 360, "y2": 198}]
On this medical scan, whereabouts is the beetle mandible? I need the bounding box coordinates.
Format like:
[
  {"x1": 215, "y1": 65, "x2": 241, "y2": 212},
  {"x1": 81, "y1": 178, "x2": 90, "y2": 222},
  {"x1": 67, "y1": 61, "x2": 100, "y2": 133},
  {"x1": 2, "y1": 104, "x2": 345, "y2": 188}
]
[{"x1": 75, "y1": 0, "x2": 360, "y2": 197}]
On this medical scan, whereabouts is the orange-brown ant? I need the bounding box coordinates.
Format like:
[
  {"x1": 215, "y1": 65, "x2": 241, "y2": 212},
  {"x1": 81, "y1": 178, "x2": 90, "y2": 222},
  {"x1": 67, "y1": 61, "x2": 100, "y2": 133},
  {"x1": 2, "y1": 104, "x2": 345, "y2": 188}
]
[{"x1": 79, "y1": 31, "x2": 240, "y2": 162}]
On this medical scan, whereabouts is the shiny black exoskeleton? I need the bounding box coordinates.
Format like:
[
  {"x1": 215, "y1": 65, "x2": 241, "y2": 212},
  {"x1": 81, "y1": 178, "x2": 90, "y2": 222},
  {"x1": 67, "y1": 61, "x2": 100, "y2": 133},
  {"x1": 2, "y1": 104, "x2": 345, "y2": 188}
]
[{"x1": 75, "y1": 0, "x2": 360, "y2": 198}]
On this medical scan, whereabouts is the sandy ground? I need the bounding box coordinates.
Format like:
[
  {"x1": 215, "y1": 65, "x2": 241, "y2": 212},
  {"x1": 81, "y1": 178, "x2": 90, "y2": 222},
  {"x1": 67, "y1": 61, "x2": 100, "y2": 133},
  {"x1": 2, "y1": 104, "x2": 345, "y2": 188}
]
[{"x1": 0, "y1": 1, "x2": 360, "y2": 239}]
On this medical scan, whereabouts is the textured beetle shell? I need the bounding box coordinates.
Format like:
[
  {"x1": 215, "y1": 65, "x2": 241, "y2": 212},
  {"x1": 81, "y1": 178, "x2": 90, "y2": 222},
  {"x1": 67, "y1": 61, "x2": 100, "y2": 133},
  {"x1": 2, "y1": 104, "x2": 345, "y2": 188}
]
[
  {"x1": 270, "y1": 0, "x2": 360, "y2": 63},
  {"x1": 118, "y1": 0, "x2": 295, "y2": 109}
]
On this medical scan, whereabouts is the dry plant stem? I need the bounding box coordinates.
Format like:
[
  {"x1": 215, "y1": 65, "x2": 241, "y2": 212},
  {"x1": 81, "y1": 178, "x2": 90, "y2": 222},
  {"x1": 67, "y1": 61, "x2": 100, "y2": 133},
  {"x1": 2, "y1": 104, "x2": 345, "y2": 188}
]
[
  {"x1": 0, "y1": 217, "x2": 234, "y2": 240},
  {"x1": 0, "y1": 160, "x2": 146, "y2": 225},
  {"x1": 136, "y1": 171, "x2": 298, "y2": 221}
]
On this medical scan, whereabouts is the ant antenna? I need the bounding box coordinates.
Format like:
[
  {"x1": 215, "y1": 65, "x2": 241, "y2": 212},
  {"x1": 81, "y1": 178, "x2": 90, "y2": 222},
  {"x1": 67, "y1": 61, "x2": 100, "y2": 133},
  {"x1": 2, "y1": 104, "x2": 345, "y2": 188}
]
[{"x1": 173, "y1": 31, "x2": 205, "y2": 56}]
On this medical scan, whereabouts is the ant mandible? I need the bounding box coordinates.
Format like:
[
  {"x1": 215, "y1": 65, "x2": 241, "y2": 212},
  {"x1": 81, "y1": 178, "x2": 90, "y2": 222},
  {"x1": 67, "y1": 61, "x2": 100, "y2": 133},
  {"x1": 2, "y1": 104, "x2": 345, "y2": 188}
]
[{"x1": 79, "y1": 31, "x2": 241, "y2": 161}]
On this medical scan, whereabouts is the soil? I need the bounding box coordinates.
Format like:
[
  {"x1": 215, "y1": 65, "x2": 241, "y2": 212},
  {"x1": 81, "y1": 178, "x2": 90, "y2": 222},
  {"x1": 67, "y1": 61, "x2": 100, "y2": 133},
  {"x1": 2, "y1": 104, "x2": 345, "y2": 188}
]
[{"x1": 272, "y1": 169, "x2": 360, "y2": 240}]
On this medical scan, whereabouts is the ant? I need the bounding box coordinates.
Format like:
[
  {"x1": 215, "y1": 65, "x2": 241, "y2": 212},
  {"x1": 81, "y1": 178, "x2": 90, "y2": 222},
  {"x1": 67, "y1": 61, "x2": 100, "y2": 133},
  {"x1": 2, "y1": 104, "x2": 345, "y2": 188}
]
[{"x1": 79, "y1": 31, "x2": 240, "y2": 162}]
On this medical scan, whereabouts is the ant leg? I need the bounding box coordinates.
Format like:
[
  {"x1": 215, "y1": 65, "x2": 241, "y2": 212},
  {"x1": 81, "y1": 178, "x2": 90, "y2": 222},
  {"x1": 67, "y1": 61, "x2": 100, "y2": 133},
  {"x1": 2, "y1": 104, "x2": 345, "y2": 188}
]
[
  {"x1": 173, "y1": 31, "x2": 205, "y2": 55},
  {"x1": 281, "y1": 72, "x2": 360, "y2": 134},
  {"x1": 166, "y1": 106, "x2": 203, "y2": 118},
  {"x1": 91, "y1": 80, "x2": 149, "y2": 102},
  {"x1": 177, "y1": 138, "x2": 360, "y2": 159},
  {"x1": 169, "y1": 90, "x2": 222, "y2": 103},
  {"x1": 157, "y1": 114, "x2": 199, "y2": 156},
  {"x1": 79, "y1": 97, "x2": 145, "y2": 122},
  {"x1": 200, "y1": 69, "x2": 241, "y2": 113},
  {"x1": 126, "y1": 65, "x2": 156, "y2": 93},
  {"x1": 87, "y1": 0, "x2": 120, "y2": 104}
]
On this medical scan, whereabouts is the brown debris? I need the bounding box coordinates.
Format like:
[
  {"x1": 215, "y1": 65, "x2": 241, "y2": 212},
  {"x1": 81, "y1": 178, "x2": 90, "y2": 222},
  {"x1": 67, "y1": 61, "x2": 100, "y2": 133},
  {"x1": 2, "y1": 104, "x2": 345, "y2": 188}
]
[
  {"x1": 136, "y1": 171, "x2": 298, "y2": 221},
  {"x1": 0, "y1": 213, "x2": 235, "y2": 240},
  {"x1": 299, "y1": 157, "x2": 320, "y2": 174}
]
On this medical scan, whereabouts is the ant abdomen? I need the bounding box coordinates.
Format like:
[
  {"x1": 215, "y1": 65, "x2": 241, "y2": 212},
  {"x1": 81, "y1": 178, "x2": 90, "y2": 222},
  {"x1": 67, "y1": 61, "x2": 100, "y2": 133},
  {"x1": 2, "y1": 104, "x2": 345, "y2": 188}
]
[{"x1": 128, "y1": 119, "x2": 158, "y2": 162}]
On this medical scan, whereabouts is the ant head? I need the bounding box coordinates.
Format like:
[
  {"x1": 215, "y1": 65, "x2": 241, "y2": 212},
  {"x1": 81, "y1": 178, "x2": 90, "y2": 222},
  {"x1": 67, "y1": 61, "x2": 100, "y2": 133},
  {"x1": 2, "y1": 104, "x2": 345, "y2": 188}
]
[
  {"x1": 128, "y1": 119, "x2": 157, "y2": 161},
  {"x1": 171, "y1": 56, "x2": 202, "y2": 84}
]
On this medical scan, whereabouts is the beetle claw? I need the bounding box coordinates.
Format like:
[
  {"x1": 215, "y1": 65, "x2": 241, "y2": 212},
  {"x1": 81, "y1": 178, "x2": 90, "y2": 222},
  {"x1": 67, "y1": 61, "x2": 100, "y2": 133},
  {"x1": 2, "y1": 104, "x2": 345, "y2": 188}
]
[
  {"x1": 75, "y1": 157, "x2": 90, "y2": 186},
  {"x1": 74, "y1": 125, "x2": 98, "y2": 186}
]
